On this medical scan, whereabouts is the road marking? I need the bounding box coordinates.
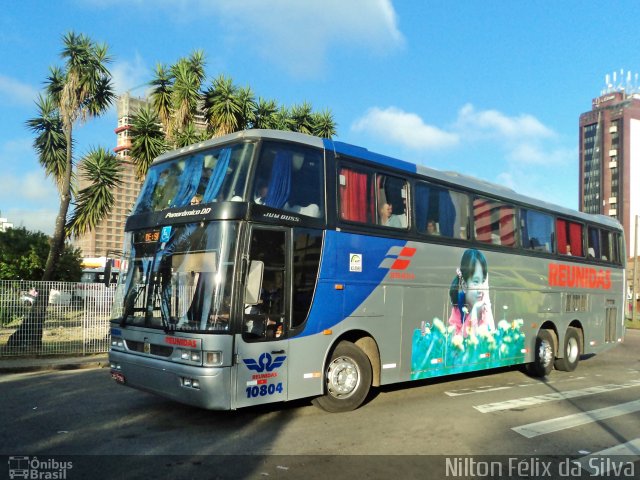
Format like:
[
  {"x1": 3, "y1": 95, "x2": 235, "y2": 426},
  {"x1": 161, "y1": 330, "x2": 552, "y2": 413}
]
[
  {"x1": 474, "y1": 380, "x2": 640, "y2": 413},
  {"x1": 444, "y1": 376, "x2": 586, "y2": 397},
  {"x1": 512, "y1": 399, "x2": 640, "y2": 438},
  {"x1": 575, "y1": 438, "x2": 640, "y2": 474}
]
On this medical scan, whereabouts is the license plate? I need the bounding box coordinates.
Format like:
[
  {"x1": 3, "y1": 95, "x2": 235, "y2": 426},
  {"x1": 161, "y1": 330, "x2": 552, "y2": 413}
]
[{"x1": 111, "y1": 371, "x2": 126, "y2": 384}]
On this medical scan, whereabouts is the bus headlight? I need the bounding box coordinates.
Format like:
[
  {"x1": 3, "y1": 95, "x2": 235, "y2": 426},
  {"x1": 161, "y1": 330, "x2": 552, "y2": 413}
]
[
  {"x1": 180, "y1": 350, "x2": 202, "y2": 363},
  {"x1": 111, "y1": 336, "x2": 124, "y2": 349},
  {"x1": 204, "y1": 351, "x2": 223, "y2": 366}
]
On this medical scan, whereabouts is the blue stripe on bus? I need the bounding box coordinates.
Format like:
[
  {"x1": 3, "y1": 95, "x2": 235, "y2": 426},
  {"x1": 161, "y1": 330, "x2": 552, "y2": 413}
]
[
  {"x1": 324, "y1": 138, "x2": 417, "y2": 174},
  {"x1": 298, "y1": 230, "x2": 408, "y2": 337}
]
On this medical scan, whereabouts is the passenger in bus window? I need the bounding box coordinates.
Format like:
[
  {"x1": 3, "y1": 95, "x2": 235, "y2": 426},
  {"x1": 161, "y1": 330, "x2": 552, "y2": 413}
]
[
  {"x1": 379, "y1": 203, "x2": 403, "y2": 228},
  {"x1": 427, "y1": 220, "x2": 440, "y2": 235},
  {"x1": 565, "y1": 245, "x2": 572, "y2": 256},
  {"x1": 254, "y1": 182, "x2": 269, "y2": 205},
  {"x1": 448, "y1": 249, "x2": 495, "y2": 337}
]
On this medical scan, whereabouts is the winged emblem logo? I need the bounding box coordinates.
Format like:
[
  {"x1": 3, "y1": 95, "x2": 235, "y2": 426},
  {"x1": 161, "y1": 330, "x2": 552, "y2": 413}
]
[{"x1": 243, "y1": 352, "x2": 286, "y2": 372}]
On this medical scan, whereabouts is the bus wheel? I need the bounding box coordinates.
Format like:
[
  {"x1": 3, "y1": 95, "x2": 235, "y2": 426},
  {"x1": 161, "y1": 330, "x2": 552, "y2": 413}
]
[
  {"x1": 527, "y1": 329, "x2": 555, "y2": 377},
  {"x1": 554, "y1": 327, "x2": 581, "y2": 372},
  {"x1": 312, "y1": 341, "x2": 372, "y2": 413}
]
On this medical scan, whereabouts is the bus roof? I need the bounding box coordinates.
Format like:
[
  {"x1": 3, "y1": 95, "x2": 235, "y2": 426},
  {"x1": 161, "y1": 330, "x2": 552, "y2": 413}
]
[{"x1": 150, "y1": 129, "x2": 622, "y2": 231}]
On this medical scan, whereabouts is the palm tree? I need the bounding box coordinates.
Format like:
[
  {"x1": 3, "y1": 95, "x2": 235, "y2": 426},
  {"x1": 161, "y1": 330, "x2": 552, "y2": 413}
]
[
  {"x1": 272, "y1": 105, "x2": 294, "y2": 131},
  {"x1": 149, "y1": 64, "x2": 172, "y2": 134},
  {"x1": 129, "y1": 105, "x2": 167, "y2": 181},
  {"x1": 311, "y1": 109, "x2": 337, "y2": 139},
  {"x1": 37, "y1": 32, "x2": 115, "y2": 281},
  {"x1": 236, "y1": 86, "x2": 257, "y2": 130},
  {"x1": 66, "y1": 147, "x2": 123, "y2": 237},
  {"x1": 253, "y1": 98, "x2": 279, "y2": 129},
  {"x1": 290, "y1": 102, "x2": 314, "y2": 134},
  {"x1": 9, "y1": 32, "x2": 116, "y2": 349},
  {"x1": 203, "y1": 74, "x2": 242, "y2": 136}
]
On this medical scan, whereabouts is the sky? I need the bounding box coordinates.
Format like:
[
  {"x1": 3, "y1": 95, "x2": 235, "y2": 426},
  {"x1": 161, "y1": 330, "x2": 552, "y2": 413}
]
[{"x1": 1, "y1": 0, "x2": 640, "y2": 235}]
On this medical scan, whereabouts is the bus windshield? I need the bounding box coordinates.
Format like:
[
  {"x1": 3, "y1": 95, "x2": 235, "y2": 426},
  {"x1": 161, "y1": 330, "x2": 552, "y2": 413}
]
[
  {"x1": 112, "y1": 221, "x2": 238, "y2": 333},
  {"x1": 132, "y1": 142, "x2": 254, "y2": 214}
]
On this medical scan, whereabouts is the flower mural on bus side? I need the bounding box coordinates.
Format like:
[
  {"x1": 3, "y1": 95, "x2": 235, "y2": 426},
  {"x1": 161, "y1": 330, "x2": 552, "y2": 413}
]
[{"x1": 411, "y1": 249, "x2": 526, "y2": 379}]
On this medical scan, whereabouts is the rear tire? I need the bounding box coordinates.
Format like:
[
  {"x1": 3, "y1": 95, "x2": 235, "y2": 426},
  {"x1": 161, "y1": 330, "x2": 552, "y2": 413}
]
[
  {"x1": 312, "y1": 341, "x2": 372, "y2": 413},
  {"x1": 554, "y1": 327, "x2": 581, "y2": 372},
  {"x1": 526, "y1": 329, "x2": 555, "y2": 377}
]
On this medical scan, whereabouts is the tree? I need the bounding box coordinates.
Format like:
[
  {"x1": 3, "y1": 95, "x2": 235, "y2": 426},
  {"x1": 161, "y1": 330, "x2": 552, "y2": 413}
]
[
  {"x1": 11, "y1": 32, "x2": 117, "y2": 349},
  {"x1": 28, "y1": 31, "x2": 116, "y2": 281},
  {"x1": 0, "y1": 227, "x2": 82, "y2": 281},
  {"x1": 129, "y1": 51, "x2": 338, "y2": 180}
]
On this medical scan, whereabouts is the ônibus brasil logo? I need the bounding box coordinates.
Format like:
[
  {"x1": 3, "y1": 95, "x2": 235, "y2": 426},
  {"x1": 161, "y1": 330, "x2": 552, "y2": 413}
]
[
  {"x1": 243, "y1": 352, "x2": 286, "y2": 373},
  {"x1": 378, "y1": 246, "x2": 416, "y2": 279}
]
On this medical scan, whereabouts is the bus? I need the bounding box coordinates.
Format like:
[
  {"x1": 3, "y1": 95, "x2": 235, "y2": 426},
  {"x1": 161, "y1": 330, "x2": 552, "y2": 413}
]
[{"x1": 108, "y1": 129, "x2": 626, "y2": 412}]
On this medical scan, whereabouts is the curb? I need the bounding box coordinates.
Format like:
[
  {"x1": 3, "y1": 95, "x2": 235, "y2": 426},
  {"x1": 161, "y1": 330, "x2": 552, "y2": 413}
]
[{"x1": 0, "y1": 355, "x2": 109, "y2": 374}]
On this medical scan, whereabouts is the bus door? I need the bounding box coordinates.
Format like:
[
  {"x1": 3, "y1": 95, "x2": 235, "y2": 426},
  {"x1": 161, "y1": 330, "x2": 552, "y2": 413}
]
[{"x1": 235, "y1": 227, "x2": 290, "y2": 408}]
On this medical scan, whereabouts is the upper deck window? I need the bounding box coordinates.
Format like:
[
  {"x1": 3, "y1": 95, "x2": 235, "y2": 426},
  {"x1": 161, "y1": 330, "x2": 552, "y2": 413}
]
[
  {"x1": 521, "y1": 209, "x2": 554, "y2": 253},
  {"x1": 473, "y1": 197, "x2": 517, "y2": 247},
  {"x1": 132, "y1": 142, "x2": 254, "y2": 214},
  {"x1": 557, "y1": 218, "x2": 583, "y2": 257},
  {"x1": 252, "y1": 142, "x2": 324, "y2": 218},
  {"x1": 415, "y1": 182, "x2": 469, "y2": 239}
]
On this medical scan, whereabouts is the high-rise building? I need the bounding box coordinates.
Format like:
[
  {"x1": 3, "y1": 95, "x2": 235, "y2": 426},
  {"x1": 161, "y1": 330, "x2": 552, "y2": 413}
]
[
  {"x1": 73, "y1": 93, "x2": 146, "y2": 257},
  {"x1": 579, "y1": 71, "x2": 640, "y2": 258}
]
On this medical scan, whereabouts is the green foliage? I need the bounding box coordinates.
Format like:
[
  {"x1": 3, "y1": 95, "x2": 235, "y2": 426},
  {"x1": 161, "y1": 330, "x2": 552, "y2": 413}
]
[
  {"x1": 66, "y1": 147, "x2": 123, "y2": 237},
  {"x1": 130, "y1": 105, "x2": 168, "y2": 181},
  {"x1": 0, "y1": 227, "x2": 82, "y2": 281},
  {"x1": 26, "y1": 31, "x2": 116, "y2": 282}
]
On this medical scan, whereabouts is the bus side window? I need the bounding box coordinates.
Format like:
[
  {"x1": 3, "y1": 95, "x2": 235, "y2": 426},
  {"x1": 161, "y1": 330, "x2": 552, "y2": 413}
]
[
  {"x1": 376, "y1": 174, "x2": 407, "y2": 228},
  {"x1": 339, "y1": 167, "x2": 374, "y2": 223},
  {"x1": 415, "y1": 182, "x2": 469, "y2": 239},
  {"x1": 521, "y1": 209, "x2": 554, "y2": 253},
  {"x1": 473, "y1": 197, "x2": 517, "y2": 247},
  {"x1": 557, "y1": 218, "x2": 584, "y2": 257}
]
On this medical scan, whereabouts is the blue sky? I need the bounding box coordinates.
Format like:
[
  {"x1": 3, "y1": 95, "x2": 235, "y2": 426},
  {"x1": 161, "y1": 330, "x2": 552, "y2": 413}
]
[{"x1": 1, "y1": 0, "x2": 639, "y2": 234}]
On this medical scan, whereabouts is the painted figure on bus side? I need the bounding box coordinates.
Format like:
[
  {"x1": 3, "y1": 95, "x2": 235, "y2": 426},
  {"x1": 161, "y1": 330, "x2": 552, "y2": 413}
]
[{"x1": 448, "y1": 249, "x2": 495, "y2": 337}]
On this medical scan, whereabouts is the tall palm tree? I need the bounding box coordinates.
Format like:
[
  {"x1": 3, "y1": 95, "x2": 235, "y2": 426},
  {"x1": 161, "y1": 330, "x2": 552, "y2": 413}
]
[
  {"x1": 38, "y1": 31, "x2": 115, "y2": 281},
  {"x1": 10, "y1": 32, "x2": 116, "y2": 349}
]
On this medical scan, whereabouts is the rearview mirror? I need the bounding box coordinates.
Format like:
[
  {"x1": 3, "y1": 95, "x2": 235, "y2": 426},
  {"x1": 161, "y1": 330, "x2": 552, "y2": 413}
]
[{"x1": 244, "y1": 260, "x2": 264, "y2": 305}]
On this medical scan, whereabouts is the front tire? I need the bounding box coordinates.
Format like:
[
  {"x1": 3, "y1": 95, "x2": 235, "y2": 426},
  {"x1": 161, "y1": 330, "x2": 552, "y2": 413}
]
[
  {"x1": 312, "y1": 341, "x2": 372, "y2": 413},
  {"x1": 527, "y1": 329, "x2": 556, "y2": 377},
  {"x1": 554, "y1": 327, "x2": 581, "y2": 372}
]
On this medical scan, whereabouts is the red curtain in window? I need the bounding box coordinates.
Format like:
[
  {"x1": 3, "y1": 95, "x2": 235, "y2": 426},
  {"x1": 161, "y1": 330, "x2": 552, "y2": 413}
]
[
  {"x1": 340, "y1": 169, "x2": 369, "y2": 222},
  {"x1": 473, "y1": 199, "x2": 492, "y2": 243},
  {"x1": 556, "y1": 219, "x2": 568, "y2": 255},
  {"x1": 499, "y1": 207, "x2": 516, "y2": 247},
  {"x1": 569, "y1": 222, "x2": 583, "y2": 257}
]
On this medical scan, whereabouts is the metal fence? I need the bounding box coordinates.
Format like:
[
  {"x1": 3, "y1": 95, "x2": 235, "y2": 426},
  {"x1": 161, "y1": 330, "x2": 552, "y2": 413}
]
[{"x1": 0, "y1": 280, "x2": 115, "y2": 357}]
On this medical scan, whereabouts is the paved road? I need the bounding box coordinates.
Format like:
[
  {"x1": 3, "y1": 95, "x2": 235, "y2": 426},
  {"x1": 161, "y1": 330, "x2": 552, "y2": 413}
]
[{"x1": 1, "y1": 330, "x2": 639, "y2": 479}]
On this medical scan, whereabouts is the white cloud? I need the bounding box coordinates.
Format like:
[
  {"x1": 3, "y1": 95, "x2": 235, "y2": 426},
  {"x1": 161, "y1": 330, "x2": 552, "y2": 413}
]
[
  {"x1": 110, "y1": 54, "x2": 150, "y2": 96},
  {"x1": 352, "y1": 107, "x2": 459, "y2": 150},
  {"x1": 455, "y1": 103, "x2": 555, "y2": 141},
  {"x1": 80, "y1": 0, "x2": 404, "y2": 76},
  {"x1": 507, "y1": 143, "x2": 575, "y2": 166},
  {"x1": 0, "y1": 74, "x2": 38, "y2": 106}
]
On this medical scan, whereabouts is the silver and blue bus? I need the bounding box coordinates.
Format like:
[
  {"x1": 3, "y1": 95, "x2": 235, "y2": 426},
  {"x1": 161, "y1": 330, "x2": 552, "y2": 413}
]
[{"x1": 109, "y1": 129, "x2": 626, "y2": 412}]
